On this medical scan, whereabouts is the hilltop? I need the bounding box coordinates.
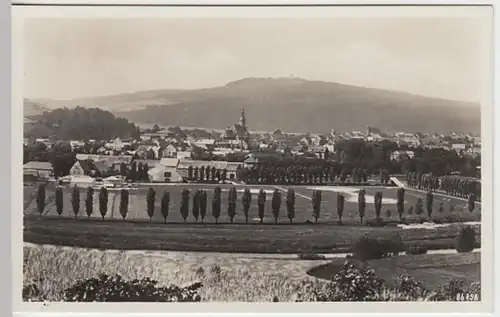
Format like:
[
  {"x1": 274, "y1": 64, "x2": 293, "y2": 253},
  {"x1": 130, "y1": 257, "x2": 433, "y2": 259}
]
[{"x1": 25, "y1": 78, "x2": 481, "y2": 134}]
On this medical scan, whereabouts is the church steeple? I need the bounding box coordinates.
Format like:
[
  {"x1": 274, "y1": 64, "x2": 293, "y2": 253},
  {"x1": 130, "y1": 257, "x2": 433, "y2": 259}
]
[{"x1": 239, "y1": 108, "x2": 248, "y2": 135}]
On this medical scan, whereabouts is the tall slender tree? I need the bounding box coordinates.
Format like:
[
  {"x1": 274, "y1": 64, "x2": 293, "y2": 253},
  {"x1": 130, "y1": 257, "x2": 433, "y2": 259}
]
[
  {"x1": 374, "y1": 191, "x2": 383, "y2": 219},
  {"x1": 271, "y1": 189, "x2": 281, "y2": 224},
  {"x1": 286, "y1": 188, "x2": 295, "y2": 224},
  {"x1": 357, "y1": 189, "x2": 366, "y2": 223},
  {"x1": 212, "y1": 187, "x2": 221, "y2": 224},
  {"x1": 426, "y1": 190, "x2": 434, "y2": 219},
  {"x1": 119, "y1": 189, "x2": 129, "y2": 220},
  {"x1": 192, "y1": 189, "x2": 201, "y2": 223},
  {"x1": 85, "y1": 186, "x2": 94, "y2": 219},
  {"x1": 312, "y1": 190, "x2": 322, "y2": 224},
  {"x1": 99, "y1": 187, "x2": 108, "y2": 220},
  {"x1": 36, "y1": 183, "x2": 46, "y2": 219},
  {"x1": 55, "y1": 186, "x2": 63, "y2": 218},
  {"x1": 242, "y1": 188, "x2": 252, "y2": 224},
  {"x1": 71, "y1": 185, "x2": 80, "y2": 219},
  {"x1": 257, "y1": 188, "x2": 266, "y2": 224},
  {"x1": 468, "y1": 193, "x2": 476, "y2": 213},
  {"x1": 161, "y1": 190, "x2": 170, "y2": 223},
  {"x1": 146, "y1": 187, "x2": 156, "y2": 221},
  {"x1": 227, "y1": 187, "x2": 237, "y2": 224},
  {"x1": 200, "y1": 190, "x2": 207, "y2": 223},
  {"x1": 337, "y1": 193, "x2": 345, "y2": 224},
  {"x1": 397, "y1": 187, "x2": 405, "y2": 220},
  {"x1": 180, "y1": 189, "x2": 190, "y2": 223}
]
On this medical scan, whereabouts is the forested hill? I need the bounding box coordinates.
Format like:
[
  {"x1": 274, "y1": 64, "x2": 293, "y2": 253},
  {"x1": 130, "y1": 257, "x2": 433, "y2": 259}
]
[
  {"x1": 24, "y1": 106, "x2": 140, "y2": 140},
  {"x1": 29, "y1": 78, "x2": 481, "y2": 134}
]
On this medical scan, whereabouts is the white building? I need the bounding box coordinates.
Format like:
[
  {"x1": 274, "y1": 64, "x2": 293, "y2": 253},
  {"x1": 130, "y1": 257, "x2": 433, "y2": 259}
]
[
  {"x1": 148, "y1": 158, "x2": 182, "y2": 183},
  {"x1": 23, "y1": 161, "x2": 54, "y2": 180}
]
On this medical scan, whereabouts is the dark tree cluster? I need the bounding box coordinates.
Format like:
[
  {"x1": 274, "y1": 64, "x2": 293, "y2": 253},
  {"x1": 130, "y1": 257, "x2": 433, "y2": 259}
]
[{"x1": 26, "y1": 106, "x2": 141, "y2": 140}]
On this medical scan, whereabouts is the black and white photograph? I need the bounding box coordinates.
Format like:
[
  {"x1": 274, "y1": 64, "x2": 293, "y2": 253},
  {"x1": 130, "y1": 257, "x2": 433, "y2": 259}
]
[{"x1": 12, "y1": 3, "x2": 494, "y2": 311}]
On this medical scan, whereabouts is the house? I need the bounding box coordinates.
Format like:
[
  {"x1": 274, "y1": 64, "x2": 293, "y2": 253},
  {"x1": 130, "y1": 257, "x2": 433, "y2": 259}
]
[
  {"x1": 23, "y1": 161, "x2": 53, "y2": 180},
  {"x1": 390, "y1": 150, "x2": 415, "y2": 161},
  {"x1": 467, "y1": 147, "x2": 481, "y2": 157},
  {"x1": 226, "y1": 162, "x2": 243, "y2": 180},
  {"x1": 69, "y1": 160, "x2": 104, "y2": 177},
  {"x1": 177, "y1": 151, "x2": 192, "y2": 160},
  {"x1": 452, "y1": 143, "x2": 467, "y2": 152},
  {"x1": 75, "y1": 154, "x2": 133, "y2": 172},
  {"x1": 148, "y1": 158, "x2": 182, "y2": 183}
]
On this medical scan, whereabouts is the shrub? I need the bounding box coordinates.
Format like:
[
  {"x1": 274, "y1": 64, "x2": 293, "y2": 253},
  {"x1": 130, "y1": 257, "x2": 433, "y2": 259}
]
[
  {"x1": 313, "y1": 261, "x2": 385, "y2": 301},
  {"x1": 385, "y1": 209, "x2": 392, "y2": 218},
  {"x1": 406, "y1": 245, "x2": 428, "y2": 255},
  {"x1": 297, "y1": 253, "x2": 327, "y2": 260},
  {"x1": 352, "y1": 234, "x2": 405, "y2": 261},
  {"x1": 63, "y1": 273, "x2": 202, "y2": 302},
  {"x1": 415, "y1": 198, "x2": 424, "y2": 215},
  {"x1": 407, "y1": 205, "x2": 414, "y2": 215},
  {"x1": 393, "y1": 275, "x2": 430, "y2": 300},
  {"x1": 455, "y1": 226, "x2": 476, "y2": 253}
]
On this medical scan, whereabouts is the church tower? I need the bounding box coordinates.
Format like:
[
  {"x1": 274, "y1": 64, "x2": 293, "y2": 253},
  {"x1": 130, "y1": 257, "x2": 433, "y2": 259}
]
[{"x1": 239, "y1": 108, "x2": 247, "y2": 135}]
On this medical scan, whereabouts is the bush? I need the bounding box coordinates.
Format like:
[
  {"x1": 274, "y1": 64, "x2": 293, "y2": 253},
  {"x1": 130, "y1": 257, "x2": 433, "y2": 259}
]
[
  {"x1": 63, "y1": 273, "x2": 202, "y2": 302},
  {"x1": 406, "y1": 245, "x2": 428, "y2": 255},
  {"x1": 352, "y1": 234, "x2": 405, "y2": 261},
  {"x1": 393, "y1": 275, "x2": 430, "y2": 300},
  {"x1": 312, "y1": 261, "x2": 385, "y2": 301},
  {"x1": 366, "y1": 218, "x2": 385, "y2": 227},
  {"x1": 455, "y1": 226, "x2": 476, "y2": 253},
  {"x1": 297, "y1": 253, "x2": 327, "y2": 260}
]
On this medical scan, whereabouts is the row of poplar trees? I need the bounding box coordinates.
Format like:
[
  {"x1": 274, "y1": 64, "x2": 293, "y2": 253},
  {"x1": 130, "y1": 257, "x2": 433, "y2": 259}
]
[{"x1": 35, "y1": 184, "x2": 477, "y2": 223}]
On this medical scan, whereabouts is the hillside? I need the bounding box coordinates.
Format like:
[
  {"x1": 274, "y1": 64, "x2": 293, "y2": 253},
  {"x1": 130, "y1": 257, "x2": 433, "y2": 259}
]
[
  {"x1": 27, "y1": 78, "x2": 481, "y2": 134},
  {"x1": 24, "y1": 98, "x2": 51, "y2": 117},
  {"x1": 23, "y1": 106, "x2": 140, "y2": 140}
]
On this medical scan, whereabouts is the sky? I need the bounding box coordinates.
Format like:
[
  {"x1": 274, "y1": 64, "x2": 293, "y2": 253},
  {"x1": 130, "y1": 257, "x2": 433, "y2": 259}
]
[{"x1": 23, "y1": 16, "x2": 489, "y2": 102}]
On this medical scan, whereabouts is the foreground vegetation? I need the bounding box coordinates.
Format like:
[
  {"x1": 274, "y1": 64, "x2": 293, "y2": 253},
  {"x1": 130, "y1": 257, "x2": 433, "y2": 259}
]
[{"x1": 23, "y1": 245, "x2": 480, "y2": 302}]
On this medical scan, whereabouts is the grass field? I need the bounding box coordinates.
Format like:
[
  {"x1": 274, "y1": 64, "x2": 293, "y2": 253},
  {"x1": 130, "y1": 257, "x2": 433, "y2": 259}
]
[
  {"x1": 24, "y1": 183, "x2": 481, "y2": 225},
  {"x1": 23, "y1": 244, "x2": 325, "y2": 302},
  {"x1": 308, "y1": 252, "x2": 480, "y2": 290},
  {"x1": 23, "y1": 244, "x2": 481, "y2": 302}
]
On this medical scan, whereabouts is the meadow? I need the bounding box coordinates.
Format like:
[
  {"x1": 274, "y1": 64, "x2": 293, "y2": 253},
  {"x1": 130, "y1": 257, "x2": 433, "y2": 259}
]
[{"x1": 23, "y1": 244, "x2": 481, "y2": 302}]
